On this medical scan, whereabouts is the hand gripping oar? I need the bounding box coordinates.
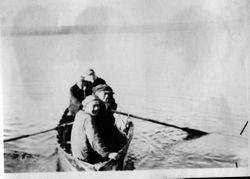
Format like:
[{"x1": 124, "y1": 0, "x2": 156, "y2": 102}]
[
  {"x1": 113, "y1": 110, "x2": 208, "y2": 140},
  {"x1": 4, "y1": 122, "x2": 73, "y2": 143}
]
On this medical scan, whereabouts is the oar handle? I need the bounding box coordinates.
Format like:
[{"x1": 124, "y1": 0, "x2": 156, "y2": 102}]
[{"x1": 113, "y1": 110, "x2": 182, "y2": 130}]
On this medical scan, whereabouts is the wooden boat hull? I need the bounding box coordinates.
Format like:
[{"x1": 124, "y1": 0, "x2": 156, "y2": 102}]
[{"x1": 57, "y1": 114, "x2": 134, "y2": 171}]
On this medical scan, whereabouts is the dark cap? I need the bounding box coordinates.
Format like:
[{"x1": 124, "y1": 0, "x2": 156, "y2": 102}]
[
  {"x1": 93, "y1": 84, "x2": 114, "y2": 94},
  {"x1": 79, "y1": 75, "x2": 85, "y2": 80},
  {"x1": 86, "y1": 69, "x2": 95, "y2": 76}
]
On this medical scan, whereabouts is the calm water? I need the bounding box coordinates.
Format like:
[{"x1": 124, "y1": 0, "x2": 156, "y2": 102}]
[{"x1": 2, "y1": 29, "x2": 248, "y2": 172}]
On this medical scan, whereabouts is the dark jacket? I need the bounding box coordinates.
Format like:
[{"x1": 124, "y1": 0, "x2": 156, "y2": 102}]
[
  {"x1": 92, "y1": 77, "x2": 106, "y2": 87},
  {"x1": 104, "y1": 97, "x2": 117, "y2": 125},
  {"x1": 68, "y1": 81, "x2": 93, "y2": 115},
  {"x1": 70, "y1": 81, "x2": 92, "y2": 103}
]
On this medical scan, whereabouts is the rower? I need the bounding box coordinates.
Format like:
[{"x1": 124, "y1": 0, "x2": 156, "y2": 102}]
[
  {"x1": 57, "y1": 76, "x2": 92, "y2": 152},
  {"x1": 68, "y1": 76, "x2": 92, "y2": 114},
  {"x1": 85, "y1": 69, "x2": 106, "y2": 88},
  {"x1": 93, "y1": 84, "x2": 117, "y2": 125},
  {"x1": 71, "y1": 95, "x2": 125, "y2": 164}
]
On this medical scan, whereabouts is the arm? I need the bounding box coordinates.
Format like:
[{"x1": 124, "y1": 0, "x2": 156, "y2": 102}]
[
  {"x1": 70, "y1": 84, "x2": 85, "y2": 103},
  {"x1": 70, "y1": 84, "x2": 80, "y2": 100},
  {"x1": 83, "y1": 81, "x2": 93, "y2": 96},
  {"x1": 70, "y1": 84, "x2": 76, "y2": 96}
]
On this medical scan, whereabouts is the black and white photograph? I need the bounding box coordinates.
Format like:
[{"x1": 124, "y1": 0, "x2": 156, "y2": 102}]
[{"x1": 1, "y1": 0, "x2": 249, "y2": 178}]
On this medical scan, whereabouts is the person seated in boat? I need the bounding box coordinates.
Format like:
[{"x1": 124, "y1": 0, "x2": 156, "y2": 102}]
[
  {"x1": 85, "y1": 69, "x2": 106, "y2": 88},
  {"x1": 71, "y1": 95, "x2": 127, "y2": 164},
  {"x1": 93, "y1": 84, "x2": 117, "y2": 125},
  {"x1": 64, "y1": 76, "x2": 93, "y2": 116},
  {"x1": 57, "y1": 76, "x2": 92, "y2": 151}
]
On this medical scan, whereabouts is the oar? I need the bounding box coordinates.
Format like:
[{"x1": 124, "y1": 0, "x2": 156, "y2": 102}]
[
  {"x1": 4, "y1": 122, "x2": 73, "y2": 143},
  {"x1": 113, "y1": 110, "x2": 208, "y2": 140}
]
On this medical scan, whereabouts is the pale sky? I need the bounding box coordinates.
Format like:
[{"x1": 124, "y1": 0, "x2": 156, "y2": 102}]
[
  {"x1": 0, "y1": 0, "x2": 248, "y2": 27},
  {"x1": 0, "y1": 0, "x2": 249, "y2": 112}
]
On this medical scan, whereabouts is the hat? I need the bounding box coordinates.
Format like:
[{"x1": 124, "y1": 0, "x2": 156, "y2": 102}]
[
  {"x1": 86, "y1": 69, "x2": 95, "y2": 76},
  {"x1": 79, "y1": 75, "x2": 85, "y2": 81},
  {"x1": 82, "y1": 95, "x2": 100, "y2": 107},
  {"x1": 93, "y1": 84, "x2": 114, "y2": 94}
]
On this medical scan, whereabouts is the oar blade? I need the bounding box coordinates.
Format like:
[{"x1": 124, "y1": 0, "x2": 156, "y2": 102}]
[{"x1": 181, "y1": 127, "x2": 209, "y2": 140}]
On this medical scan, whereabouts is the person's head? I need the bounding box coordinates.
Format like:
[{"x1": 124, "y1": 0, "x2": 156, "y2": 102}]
[
  {"x1": 85, "y1": 69, "x2": 96, "y2": 83},
  {"x1": 82, "y1": 95, "x2": 101, "y2": 116},
  {"x1": 93, "y1": 84, "x2": 114, "y2": 103},
  {"x1": 77, "y1": 76, "x2": 85, "y2": 88}
]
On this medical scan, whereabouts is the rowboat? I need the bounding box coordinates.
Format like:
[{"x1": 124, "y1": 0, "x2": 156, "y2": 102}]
[{"x1": 56, "y1": 113, "x2": 134, "y2": 171}]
